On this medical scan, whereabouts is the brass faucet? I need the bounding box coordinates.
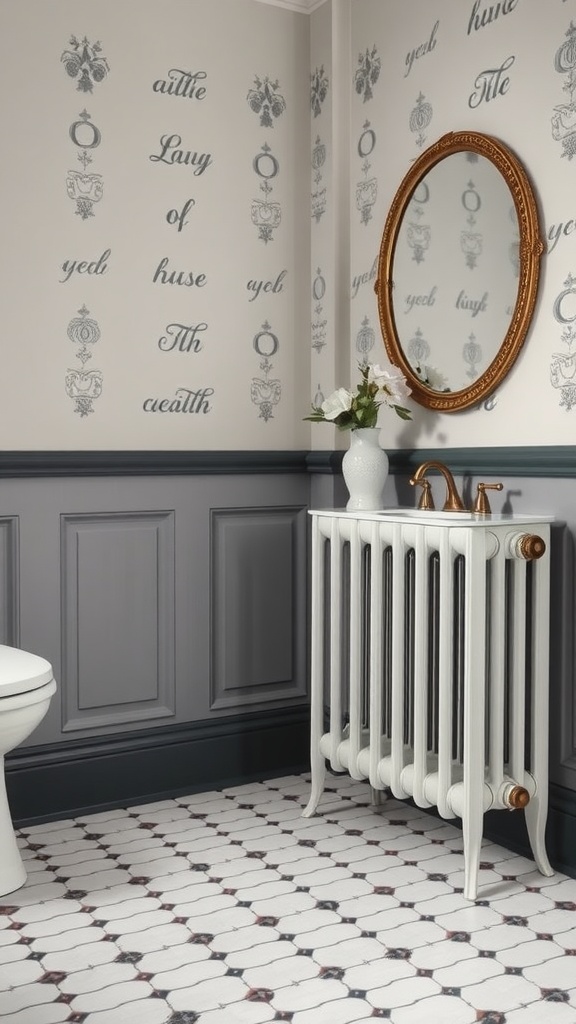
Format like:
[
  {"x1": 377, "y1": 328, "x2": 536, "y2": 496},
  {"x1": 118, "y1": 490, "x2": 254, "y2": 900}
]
[{"x1": 410, "y1": 460, "x2": 466, "y2": 512}]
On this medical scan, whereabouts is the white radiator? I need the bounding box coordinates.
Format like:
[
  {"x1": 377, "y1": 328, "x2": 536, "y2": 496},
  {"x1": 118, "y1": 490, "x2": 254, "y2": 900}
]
[{"x1": 304, "y1": 509, "x2": 554, "y2": 900}]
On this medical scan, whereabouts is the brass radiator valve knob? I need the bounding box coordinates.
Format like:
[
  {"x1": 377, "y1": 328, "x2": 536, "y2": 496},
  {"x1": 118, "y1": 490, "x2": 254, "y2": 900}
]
[
  {"x1": 507, "y1": 785, "x2": 530, "y2": 810},
  {"x1": 508, "y1": 533, "x2": 547, "y2": 560}
]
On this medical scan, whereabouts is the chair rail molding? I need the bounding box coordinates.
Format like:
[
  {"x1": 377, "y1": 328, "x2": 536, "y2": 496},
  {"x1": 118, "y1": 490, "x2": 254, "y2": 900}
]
[{"x1": 1, "y1": 447, "x2": 575, "y2": 479}]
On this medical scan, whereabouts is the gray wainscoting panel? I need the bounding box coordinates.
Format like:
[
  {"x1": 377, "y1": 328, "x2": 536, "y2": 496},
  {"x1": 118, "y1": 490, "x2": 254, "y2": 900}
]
[
  {"x1": 61, "y1": 511, "x2": 176, "y2": 730},
  {"x1": 210, "y1": 506, "x2": 307, "y2": 709},
  {"x1": 0, "y1": 516, "x2": 19, "y2": 647}
]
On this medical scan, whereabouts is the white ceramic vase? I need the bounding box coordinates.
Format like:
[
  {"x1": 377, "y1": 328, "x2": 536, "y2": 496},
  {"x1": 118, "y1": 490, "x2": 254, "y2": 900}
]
[{"x1": 342, "y1": 427, "x2": 389, "y2": 511}]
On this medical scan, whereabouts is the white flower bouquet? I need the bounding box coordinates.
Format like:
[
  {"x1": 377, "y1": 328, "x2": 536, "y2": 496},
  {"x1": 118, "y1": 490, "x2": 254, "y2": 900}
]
[{"x1": 305, "y1": 362, "x2": 412, "y2": 431}]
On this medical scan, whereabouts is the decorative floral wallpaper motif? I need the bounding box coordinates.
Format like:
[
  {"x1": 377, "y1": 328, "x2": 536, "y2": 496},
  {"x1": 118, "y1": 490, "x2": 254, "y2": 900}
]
[
  {"x1": 310, "y1": 65, "x2": 329, "y2": 118},
  {"x1": 409, "y1": 91, "x2": 433, "y2": 150},
  {"x1": 250, "y1": 321, "x2": 281, "y2": 422},
  {"x1": 356, "y1": 120, "x2": 378, "y2": 225},
  {"x1": 251, "y1": 142, "x2": 282, "y2": 244},
  {"x1": 247, "y1": 76, "x2": 286, "y2": 128},
  {"x1": 550, "y1": 273, "x2": 576, "y2": 410},
  {"x1": 61, "y1": 35, "x2": 109, "y2": 93},
  {"x1": 309, "y1": 45, "x2": 330, "y2": 418},
  {"x1": 65, "y1": 305, "x2": 103, "y2": 416},
  {"x1": 354, "y1": 45, "x2": 381, "y2": 103},
  {"x1": 247, "y1": 69, "x2": 289, "y2": 424},
  {"x1": 352, "y1": 48, "x2": 379, "y2": 231},
  {"x1": 406, "y1": 180, "x2": 431, "y2": 265},
  {"x1": 355, "y1": 315, "x2": 375, "y2": 365},
  {"x1": 311, "y1": 135, "x2": 326, "y2": 223},
  {"x1": 61, "y1": 33, "x2": 108, "y2": 416},
  {"x1": 460, "y1": 178, "x2": 483, "y2": 271},
  {"x1": 312, "y1": 383, "x2": 325, "y2": 409},
  {"x1": 311, "y1": 268, "x2": 327, "y2": 355},
  {"x1": 67, "y1": 110, "x2": 103, "y2": 220},
  {"x1": 406, "y1": 327, "x2": 431, "y2": 371},
  {"x1": 462, "y1": 332, "x2": 483, "y2": 381},
  {"x1": 551, "y1": 20, "x2": 576, "y2": 160}
]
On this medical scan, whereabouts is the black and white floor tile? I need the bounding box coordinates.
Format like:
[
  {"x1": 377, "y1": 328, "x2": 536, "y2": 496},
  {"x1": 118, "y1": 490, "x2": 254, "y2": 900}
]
[{"x1": 1, "y1": 773, "x2": 576, "y2": 1023}]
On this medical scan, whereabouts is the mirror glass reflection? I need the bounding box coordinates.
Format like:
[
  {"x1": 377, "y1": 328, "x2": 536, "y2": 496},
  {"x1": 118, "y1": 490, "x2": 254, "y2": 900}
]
[
  {"x1": 392, "y1": 151, "x2": 520, "y2": 394},
  {"x1": 376, "y1": 131, "x2": 544, "y2": 412}
]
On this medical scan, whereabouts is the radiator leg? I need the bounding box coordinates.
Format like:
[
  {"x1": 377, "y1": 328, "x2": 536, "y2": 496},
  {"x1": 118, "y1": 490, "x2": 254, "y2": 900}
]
[
  {"x1": 461, "y1": 530, "x2": 487, "y2": 902},
  {"x1": 370, "y1": 786, "x2": 387, "y2": 807},
  {"x1": 302, "y1": 751, "x2": 326, "y2": 817},
  {"x1": 525, "y1": 792, "x2": 554, "y2": 877},
  {"x1": 462, "y1": 805, "x2": 483, "y2": 901}
]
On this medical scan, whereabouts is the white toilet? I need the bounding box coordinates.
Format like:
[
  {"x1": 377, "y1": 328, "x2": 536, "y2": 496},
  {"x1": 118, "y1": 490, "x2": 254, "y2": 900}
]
[{"x1": 0, "y1": 644, "x2": 56, "y2": 896}]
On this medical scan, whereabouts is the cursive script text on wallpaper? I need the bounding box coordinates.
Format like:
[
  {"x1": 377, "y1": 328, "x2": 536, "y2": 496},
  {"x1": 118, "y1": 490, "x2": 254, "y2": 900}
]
[
  {"x1": 166, "y1": 198, "x2": 196, "y2": 233},
  {"x1": 247, "y1": 269, "x2": 287, "y2": 301},
  {"x1": 60, "y1": 249, "x2": 110, "y2": 283},
  {"x1": 146, "y1": 63, "x2": 215, "y2": 418},
  {"x1": 351, "y1": 256, "x2": 378, "y2": 299},
  {"x1": 149, "y1": 135, "x2": 212, "y2": 174},
  {"x1": 404, "y1": 287, "x2": 437, "y2": 314},
  {"x1": 158, "y1": 323, "x2": 208, "y2": 352},
  {"x1": 152, "y1": 258, "x2": 207, "y2": 288},
  {"x1": 153, "y1": 68, "x2": 207, "y2": 101},
  {"x1": 456, "y1": 289, "x2": 488, "y2": 317},
  {"x1": 469, "y1": 55, "x2": 515, "y2": 107},
  {"x1": 467, "y1": 0, "x2": 519, "y2": 36},
  {"x1": 405, "y1": 20, "x2": 439, "y2": 77},
  {"x1": 143, "y1": 387, "x2": 214, "y2": 414},
  {"x1": 547, "y1": 218, "x2": 576, "y2": 253}
]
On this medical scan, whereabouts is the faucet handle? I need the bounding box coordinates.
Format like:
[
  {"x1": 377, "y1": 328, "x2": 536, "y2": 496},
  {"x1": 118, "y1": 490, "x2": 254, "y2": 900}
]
[
  {"x1": 414, "y1": 478, "x2": 435, "y2": 510},
  {"x1": 473, "y1": 482, "x2": 503, "y2": 515}
]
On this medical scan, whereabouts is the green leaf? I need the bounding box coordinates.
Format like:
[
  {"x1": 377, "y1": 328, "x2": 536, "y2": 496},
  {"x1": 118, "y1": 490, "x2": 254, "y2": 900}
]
[{"x1": 394, "y1": 405, "x2": 412, "y2": 421}]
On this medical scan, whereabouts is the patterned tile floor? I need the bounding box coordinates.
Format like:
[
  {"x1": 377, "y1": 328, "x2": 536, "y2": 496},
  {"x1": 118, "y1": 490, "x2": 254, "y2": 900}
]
[{"x1": 1, "y1": 773, "x2": 576, "y2": 1024}]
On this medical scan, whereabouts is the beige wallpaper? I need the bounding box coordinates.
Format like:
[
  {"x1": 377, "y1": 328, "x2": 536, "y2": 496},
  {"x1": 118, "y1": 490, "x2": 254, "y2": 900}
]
[
  {"x1": 2, "y1": 0, "x2": 574, "y2": 452},
  {"x1": 311, "y1": 0, "x2": 576, "y2": 451},
  {"x1": 0, "y1": 0, "x2": 310, "y2": 450}
]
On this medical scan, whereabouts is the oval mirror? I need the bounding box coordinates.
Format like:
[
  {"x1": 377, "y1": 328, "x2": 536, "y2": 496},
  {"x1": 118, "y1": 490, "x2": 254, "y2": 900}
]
[{"x1": 375, "y1": 131, "x2": 544, "y2": 412}]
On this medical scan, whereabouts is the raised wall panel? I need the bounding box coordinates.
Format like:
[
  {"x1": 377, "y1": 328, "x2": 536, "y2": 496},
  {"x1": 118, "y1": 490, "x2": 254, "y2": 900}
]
[
  {"x1": 61, "y1": 511, "x2": 175, "y2": 730},
  {"x1": 210, "y1": 506, "x2": 307, "y2": 709},
  {"x1": 0, "y1": 517, "x2": 19, "y2": 647}
]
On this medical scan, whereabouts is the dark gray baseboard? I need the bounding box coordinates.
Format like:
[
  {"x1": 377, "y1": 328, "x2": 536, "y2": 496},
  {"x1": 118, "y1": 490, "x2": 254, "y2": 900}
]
[
  {"x1": 6, "y1": 708, "x2": 311, "y2": 827},
  {"x1": 8, "y1": 721, "x2": 575, "y2": 880}
]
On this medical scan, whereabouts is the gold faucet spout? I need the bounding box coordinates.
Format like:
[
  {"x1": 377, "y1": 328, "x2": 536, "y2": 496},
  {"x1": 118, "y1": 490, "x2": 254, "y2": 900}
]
[{"x1": 410, "y1": 460, "x2": 466, "y2": 512}]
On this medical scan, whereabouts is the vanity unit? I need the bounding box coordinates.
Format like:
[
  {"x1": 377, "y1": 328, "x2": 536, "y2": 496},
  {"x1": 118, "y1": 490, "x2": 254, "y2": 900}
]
[{"x1": 304, "y1": 505, "x2": 554, "y2": 900}]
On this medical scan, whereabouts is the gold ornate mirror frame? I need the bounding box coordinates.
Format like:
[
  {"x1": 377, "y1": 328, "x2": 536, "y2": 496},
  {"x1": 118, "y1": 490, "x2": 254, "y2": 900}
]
[{"x1": 375, "y1": 131, "x2": 544, "y2": 412}]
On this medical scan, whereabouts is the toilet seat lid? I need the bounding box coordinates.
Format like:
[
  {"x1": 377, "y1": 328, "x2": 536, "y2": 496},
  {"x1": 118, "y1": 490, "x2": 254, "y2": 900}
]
[{"x1": 0, "y1": 644, "x2": 54, "y2": 696}]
